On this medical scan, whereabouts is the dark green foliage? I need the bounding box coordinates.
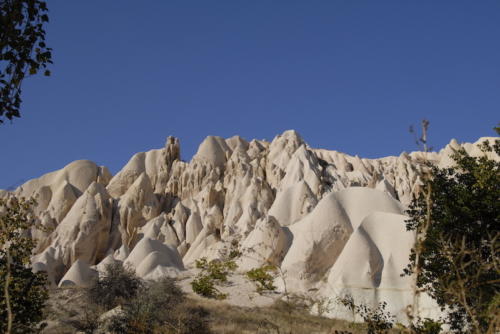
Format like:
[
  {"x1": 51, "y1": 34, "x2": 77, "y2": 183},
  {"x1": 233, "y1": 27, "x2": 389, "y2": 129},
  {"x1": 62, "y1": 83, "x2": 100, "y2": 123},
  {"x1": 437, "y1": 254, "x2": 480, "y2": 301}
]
[
  {"x1": 108, "y1": 277, "x2": 211, "y2": 334},
  {"x1": 0, "y1": 259, "x2": 48, "y2": 333},
  {"x1": 246, "y1": 265, "x2": 277, "y2": 293},
  {"x1": 0, "y1": 197, "x2": 48, "y2": 333},
  {"x1": 0, "y1": 0, "x2": 52, "y2": 123},
  {"x1": 405, "y1": 129, "x2": 500, "y2": 333},
  {"x1": 227, "y1": 239, "x2": 242, "y2": 260},
  {"x1": 86, "y1": 262, "x2": 143, "y2": 310},
  {"x1": 409, "y1": 318, "x2": 442, "y2": 334}
]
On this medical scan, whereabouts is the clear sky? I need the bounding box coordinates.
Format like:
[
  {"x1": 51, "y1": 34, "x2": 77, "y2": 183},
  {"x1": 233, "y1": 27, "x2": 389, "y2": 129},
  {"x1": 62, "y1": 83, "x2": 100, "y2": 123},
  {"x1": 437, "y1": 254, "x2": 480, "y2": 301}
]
[{"x1": 1, "y1": 1, "x2": 499, "y2": 189}]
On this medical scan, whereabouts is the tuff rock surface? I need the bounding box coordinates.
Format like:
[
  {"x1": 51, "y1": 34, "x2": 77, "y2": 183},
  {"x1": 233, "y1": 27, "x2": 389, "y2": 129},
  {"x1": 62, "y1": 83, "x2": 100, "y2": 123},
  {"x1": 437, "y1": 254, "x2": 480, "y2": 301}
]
[{"x1": 2, "y1": 130, "x2": 498, "y2": 322}]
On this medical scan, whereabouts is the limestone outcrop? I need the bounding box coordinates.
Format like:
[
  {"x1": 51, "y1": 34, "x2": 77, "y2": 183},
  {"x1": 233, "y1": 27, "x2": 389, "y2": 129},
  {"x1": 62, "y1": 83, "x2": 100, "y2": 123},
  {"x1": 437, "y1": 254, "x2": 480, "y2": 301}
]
[{"x1": 3, "y1": 131, "x2": 497, "y2": 322}]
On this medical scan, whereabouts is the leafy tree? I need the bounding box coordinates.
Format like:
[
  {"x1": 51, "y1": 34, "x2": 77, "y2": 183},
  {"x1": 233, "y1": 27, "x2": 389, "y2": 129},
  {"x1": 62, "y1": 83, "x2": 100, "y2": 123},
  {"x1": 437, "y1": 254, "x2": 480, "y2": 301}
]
[
  {"x1": 405, "y1": 127, "x2": 500, "y2": 333},
  {"x1": 0, "y1": 0, "x2": 52, "y2": 123},
  {"x1": 0, "y1": 196, "x2": 48, "y2": 333}
]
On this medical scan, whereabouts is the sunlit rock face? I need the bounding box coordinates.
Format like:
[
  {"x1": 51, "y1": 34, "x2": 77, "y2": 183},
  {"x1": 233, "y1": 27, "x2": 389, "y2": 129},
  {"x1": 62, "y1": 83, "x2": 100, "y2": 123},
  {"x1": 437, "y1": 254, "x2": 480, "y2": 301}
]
[{"x1": 4, "y1": 131, "x2": 497, "y2": 322}]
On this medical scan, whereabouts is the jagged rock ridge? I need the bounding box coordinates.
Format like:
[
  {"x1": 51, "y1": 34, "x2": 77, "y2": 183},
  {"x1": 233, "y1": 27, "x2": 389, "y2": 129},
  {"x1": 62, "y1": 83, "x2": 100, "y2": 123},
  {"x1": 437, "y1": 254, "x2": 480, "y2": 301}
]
[{"x1": 1, "y1": 130, "x2": 498, "y2": 322}]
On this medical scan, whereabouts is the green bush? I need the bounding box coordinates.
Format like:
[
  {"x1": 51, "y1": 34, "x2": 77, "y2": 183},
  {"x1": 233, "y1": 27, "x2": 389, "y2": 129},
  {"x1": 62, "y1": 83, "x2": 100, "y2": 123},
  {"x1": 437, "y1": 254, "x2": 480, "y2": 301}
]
[
  {"x1": 87, "y1": 262, "x2": 143, "y2": 310},
  {"x1": 195, "y1": 257, "x2": 237, "y2": 283},
  {"x1": 66, "y1": 263, "x2": 143, "y2": 333},
  {"x1": 191, "y1": 257, "x2": 237, "y2": 299},
  {"x1": 227, "y1": 239, "x2": 242, "y2": 260},
  {"x1": 337, "y1": 295, "x2": 443, "y2": 334},
  {"x1": 191, "y1": 275, "x2": 227, "y2": 300},
  {"x1": 64, "y1": 306, "x2": 101, "y2": 334},
  {"x1": 246, "y1": 265, "x2": 277, "y2": 293},
  {"x1": 108, "y1": 277, "x2": 211, "y2": 334},
  {"x1": 337, "y1": 295, "x2": 394, "y2": 334},
  {"x1": 409, "y1": 318, "x2": 442, "y2": 334}
]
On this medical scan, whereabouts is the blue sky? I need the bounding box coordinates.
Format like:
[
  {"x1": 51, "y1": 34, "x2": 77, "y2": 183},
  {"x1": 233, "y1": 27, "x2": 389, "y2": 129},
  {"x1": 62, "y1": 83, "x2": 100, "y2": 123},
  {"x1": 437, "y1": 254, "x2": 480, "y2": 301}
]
[{"x1": 1, "y1": 1, "x2": 499, "y2": 189}]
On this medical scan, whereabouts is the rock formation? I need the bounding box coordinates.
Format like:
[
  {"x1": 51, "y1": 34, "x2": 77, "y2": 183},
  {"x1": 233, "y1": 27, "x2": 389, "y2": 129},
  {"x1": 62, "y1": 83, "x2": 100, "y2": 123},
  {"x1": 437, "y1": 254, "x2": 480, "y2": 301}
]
[{"x1": 2, "y1": 130, "x2": 498, "y2": 322}]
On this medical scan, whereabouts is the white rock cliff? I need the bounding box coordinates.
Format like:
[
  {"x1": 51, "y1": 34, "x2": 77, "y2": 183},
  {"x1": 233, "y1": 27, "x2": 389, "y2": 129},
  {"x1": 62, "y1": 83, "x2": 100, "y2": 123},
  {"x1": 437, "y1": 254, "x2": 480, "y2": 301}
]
[{"x1": 2, "y1": 130, "x2": 498, "y2": 322}]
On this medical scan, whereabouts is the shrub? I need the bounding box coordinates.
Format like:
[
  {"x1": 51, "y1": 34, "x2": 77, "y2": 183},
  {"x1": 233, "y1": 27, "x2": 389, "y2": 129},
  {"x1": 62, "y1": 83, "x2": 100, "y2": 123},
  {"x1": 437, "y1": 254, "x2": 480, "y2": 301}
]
[
  {"x1": 195, "y1": 257, "x2": 237, "y2": 283},
  {"x1": 108, "y1": 277, "x2": 211, "y2": 334},
  {"x1": 246, "y1": 265, "x2": 277, "y2": 293},
  {"x1": 227, "y1": 239, "x2": 242, "y2": 260},
  {"x1": 337, "y1": 295, "x2": 394, "y2": 334},
  {"x1": 64, "y1": 306, "x2": 101, "y2": 334},
  {"x1": 409, "y1": 318, "x2": 442, "y2": 334},
  {"x1": 191, "y1": 275, "x2": 227, "y2": 300},
  {"x1": 87, "y1": 262, "x2": 143, "y2": 310},
  {"x1": 191, "y1": 257, "x2": 237, "y2": 299},
  {"x1": 66, "y1": 263, "x2": 142, "y2": 333},
  {"x1": 311, "y1": 296, "x2": 334, "y2": 317}
]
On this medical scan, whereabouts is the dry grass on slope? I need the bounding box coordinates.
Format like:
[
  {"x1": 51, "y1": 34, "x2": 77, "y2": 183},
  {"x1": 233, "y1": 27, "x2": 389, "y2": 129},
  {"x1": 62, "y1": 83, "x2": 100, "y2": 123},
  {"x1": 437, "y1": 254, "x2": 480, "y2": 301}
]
[
  {"x1": 43, "y1": 287, "x2": 358, "y2": 334},
  {"x1": 189, "y1": 297, "x2": 359, "y2": 334},
  {"x1": 43, "y1": 286, "x2": 407, "y2": 334}
]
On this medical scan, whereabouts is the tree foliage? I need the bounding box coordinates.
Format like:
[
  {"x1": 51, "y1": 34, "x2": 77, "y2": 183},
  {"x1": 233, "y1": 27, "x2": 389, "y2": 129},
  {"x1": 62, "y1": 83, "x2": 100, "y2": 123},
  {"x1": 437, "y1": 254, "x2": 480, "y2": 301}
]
[
  {"x1": 405, "y1": 129, "x2": 500, "y2": 333},
  {"x1": 0, "y1": 196, "x2": 48, "y2": 333},
  {"x1": 0, "y1": 0, "x2": 52, "y2": 123}
]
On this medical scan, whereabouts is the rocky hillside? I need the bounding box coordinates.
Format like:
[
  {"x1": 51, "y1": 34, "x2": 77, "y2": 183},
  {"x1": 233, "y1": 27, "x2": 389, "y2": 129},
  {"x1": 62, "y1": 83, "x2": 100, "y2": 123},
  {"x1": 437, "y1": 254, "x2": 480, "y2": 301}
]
[{"x1": 1, "y1": 130, "x2": 497, "y2": 322}]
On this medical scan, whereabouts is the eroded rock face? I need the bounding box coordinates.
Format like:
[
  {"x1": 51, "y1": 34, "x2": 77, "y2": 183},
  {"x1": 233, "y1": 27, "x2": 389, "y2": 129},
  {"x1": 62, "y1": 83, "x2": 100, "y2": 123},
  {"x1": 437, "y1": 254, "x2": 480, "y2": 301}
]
[
  {"x1": 3, "y1": 131, "x2": 497, "y2": 322},
  {"x1": 49, "y1": 182, "x2": 113, "y2": 269},
  {"x1": 237, "y1": 215, "x2": 291, "y2": 271}
]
